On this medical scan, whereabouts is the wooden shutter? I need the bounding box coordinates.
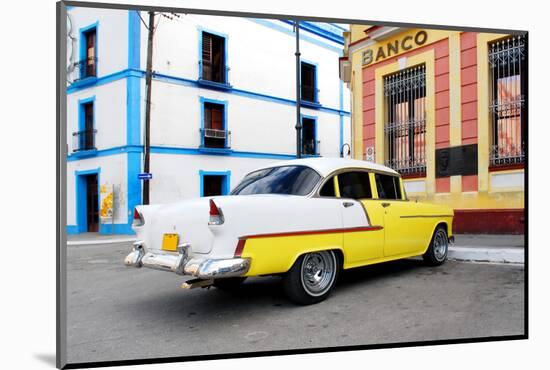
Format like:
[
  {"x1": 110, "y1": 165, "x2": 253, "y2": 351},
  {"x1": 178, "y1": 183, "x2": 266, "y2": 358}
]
[
  {"x1": 84, "y1": 103, "x2": 94, "y2": 131},
  {"x1": 86, "y1": 31, "x2": 96, "y2": 60},
  {"x1": 202, "y1": 33, "x2": 212, "y2": 62},
  {"x1": 211, "y1": 107, "x2": 223, "y2": 130},
  {"x1": 202, "y1": 33, "x2": 213, "y2": 80},
  {"x1": 301, "y1": 63, "x2": 315, "y2": 101},
  {"x1": 85, "y1": 30, "x2": 96, "y2": 77}
]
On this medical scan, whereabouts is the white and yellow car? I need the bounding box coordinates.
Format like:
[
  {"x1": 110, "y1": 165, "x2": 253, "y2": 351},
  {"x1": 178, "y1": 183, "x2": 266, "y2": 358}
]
[{"x1": 124, "y1": 158, "x2": 454, "y2": 305}]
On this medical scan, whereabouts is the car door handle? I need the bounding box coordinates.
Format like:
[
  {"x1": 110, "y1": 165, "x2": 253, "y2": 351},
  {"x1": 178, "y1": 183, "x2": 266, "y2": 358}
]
[
  {"x1": 381, "y1": 202, "x2": 391, "y2": 208},
  {"x1": 342, "y1": 202, "x2": 355, "y2": 208}
]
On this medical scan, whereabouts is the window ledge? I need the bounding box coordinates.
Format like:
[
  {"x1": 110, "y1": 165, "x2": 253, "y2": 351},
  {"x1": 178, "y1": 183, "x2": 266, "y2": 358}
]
[
  {"x1": 197, "y1": 79, "x2": 233, "y2": 91},
  {"x1": 70, "y1": 148, "x2": 98, "y2": 158},
  {"x1": 198, "y1": 146, "x2": 233, "y2": 155},
  {"x1": 300, "y1": 100, "x2": 322, "y2": 109},
  {"x1": 70, "y1": 76, "x2": 98, "y2": 89},
  {"x1": 489, "y1": 163, "x2": 525, "y2": 172},
  {"x1": 401, "y1": 172, "x2": 426, "y2": 180}
]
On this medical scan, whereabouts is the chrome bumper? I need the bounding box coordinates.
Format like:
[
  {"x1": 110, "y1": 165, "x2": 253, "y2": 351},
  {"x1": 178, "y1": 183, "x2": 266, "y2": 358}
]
[{"x1": 124, "y1": 241, "x2": 250, "y2": 279}]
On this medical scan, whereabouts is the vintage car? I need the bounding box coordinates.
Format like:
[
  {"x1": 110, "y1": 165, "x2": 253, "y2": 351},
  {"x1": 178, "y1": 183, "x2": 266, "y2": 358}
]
[{"x1": 124, "y1": 158, "x2": 454, "y2": 305}]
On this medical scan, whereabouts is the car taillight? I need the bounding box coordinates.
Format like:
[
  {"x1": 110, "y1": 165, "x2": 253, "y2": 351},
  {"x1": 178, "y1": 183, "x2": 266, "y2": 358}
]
[
  {"x1": 208, "y1": 199, "x2": 225, "y2": 225},
  {"x1": 133, "y1": 208, "x2": 144, "y2": 227}
]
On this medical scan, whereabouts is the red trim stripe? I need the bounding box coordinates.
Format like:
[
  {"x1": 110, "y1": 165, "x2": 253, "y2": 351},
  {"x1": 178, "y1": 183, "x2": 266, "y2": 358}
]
[
  {"x1": 240, "y1": 225, "x2": 383, "y2": 240},
  {"x1": 234, "y1": 239, "x2": 246, "y2": 257}
]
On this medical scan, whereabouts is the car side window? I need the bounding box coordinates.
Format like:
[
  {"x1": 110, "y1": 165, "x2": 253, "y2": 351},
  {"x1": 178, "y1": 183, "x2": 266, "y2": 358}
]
[
  {"x1": 319, "y1": 177, "x2": 336, "y2": 197},
  {"x1": 337, "y1": 171, "x2": 372, "y2": 200},
  {"x1": 375, "y1": 173, "x2": 402, "y2": 200}
]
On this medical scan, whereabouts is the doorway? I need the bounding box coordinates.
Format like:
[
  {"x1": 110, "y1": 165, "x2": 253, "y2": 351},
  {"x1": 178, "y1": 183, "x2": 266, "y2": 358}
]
[
  {"x1": 85, "y1": 174, "x2": 99, "y2": 232},
  {"x1": 76, "y1": 170, "x2": 100, "y2": 233}
]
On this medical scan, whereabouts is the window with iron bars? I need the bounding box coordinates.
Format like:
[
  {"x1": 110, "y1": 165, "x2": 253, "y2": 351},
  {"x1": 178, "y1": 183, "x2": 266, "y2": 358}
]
[
  {"x1": 383, "y1": 64, "x2": 427, "y2": 175},
  {"x1": 489, "y1": 35, "x2": 526, "y2": 167}
]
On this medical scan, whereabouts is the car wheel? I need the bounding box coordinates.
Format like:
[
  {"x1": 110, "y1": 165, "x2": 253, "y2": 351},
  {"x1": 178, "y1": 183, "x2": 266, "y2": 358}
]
[
  {"x1": 282, "y1": 250, "x2": 339, "y2": 305},
  {"x1": 423, "y1": 225, "x2": 449, "y2": 266},
  {"x1": 213, "y1": 277, "x2": 247, "y2": 290}
]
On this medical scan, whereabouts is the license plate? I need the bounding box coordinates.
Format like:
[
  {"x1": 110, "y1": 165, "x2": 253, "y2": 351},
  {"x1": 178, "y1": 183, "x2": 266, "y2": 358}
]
[{"x1": 162, "y1": 233, "x2": 179, "y2": 252}]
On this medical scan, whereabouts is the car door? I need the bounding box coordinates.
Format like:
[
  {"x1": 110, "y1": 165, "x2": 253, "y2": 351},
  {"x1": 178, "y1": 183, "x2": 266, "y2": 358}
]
[
  {"x1": 319, "y1": 171, "x2": 384, "y2": 266},
  {"x1": 372, "y1": 173, "x2": 423, "y2": 257}
]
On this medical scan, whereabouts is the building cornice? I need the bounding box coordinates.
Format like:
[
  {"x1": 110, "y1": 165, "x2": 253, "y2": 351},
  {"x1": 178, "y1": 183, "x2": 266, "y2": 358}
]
[{"x1": 348, "y1": 26, "x2": 405, "y2": 54}]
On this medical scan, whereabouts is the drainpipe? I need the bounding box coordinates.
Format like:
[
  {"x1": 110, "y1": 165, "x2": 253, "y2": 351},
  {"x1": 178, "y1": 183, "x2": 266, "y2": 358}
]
[
  {"x1": 294, "y1": 20, "x2": 302, "y2": 158},
  {"x1": 143, "y1": 11, "x2": 155, "y2": 205}
]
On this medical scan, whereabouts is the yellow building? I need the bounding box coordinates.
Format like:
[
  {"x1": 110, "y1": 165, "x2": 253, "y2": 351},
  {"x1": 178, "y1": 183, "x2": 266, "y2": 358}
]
[{"x1": 339, "y1": 25, "x2": 526, "y2": 233}]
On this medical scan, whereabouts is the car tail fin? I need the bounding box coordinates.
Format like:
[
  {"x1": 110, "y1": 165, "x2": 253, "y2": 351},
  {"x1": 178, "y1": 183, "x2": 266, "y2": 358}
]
[
  {"x1": 133, "y1": 207, "x2": 144, "y2": 227},
  {"x1": 208, "y1": 199, "x2": 225, "y2": 225}
]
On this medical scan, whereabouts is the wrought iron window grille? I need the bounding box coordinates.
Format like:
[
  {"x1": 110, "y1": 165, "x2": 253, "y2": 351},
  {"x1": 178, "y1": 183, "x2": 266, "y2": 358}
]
[
  {"x1": 488, "y1": 35, "x2": 526, "y2": 167},
  {"x1": 383, "y1": 64, "x2": 427, "y2": 175}
]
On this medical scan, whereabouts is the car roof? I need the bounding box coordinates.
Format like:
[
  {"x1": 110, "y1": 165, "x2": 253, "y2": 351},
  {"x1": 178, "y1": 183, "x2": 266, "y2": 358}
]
[{"x1": 250, "y1": 157, "x2": 399, "y2": 177}]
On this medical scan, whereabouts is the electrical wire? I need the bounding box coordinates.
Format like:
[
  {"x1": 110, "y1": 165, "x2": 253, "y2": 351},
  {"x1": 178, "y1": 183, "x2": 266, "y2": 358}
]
[{"x1": 137, "y1": 11, "x2": 150, "y2": 31}]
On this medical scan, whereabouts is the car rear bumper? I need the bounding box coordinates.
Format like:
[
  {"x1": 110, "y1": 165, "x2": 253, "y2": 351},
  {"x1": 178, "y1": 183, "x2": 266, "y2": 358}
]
[{"x1": 124, "y1": 240, "x2": 250, "y2": 279}]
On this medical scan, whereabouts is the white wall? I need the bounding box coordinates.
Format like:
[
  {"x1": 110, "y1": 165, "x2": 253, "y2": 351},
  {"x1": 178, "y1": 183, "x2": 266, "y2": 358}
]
[
  {"x1": 67, "y1": 79, "x2": 127, "y2": 151},
  {"x1": 149, "y1": 153, "x2": 279, "y2": 204},
  {"x1": 66, "y1": 154, "x2": 128, "y2": 226},
  {"x1": 66, "y1": 7, "x2": 129, "y2": 82},
  {"x1": 143, "y1": 14, "x2": 348, "y2": 111},
  {"x1": 149, "y1": 81, "x2": 346, "y2": 156}
]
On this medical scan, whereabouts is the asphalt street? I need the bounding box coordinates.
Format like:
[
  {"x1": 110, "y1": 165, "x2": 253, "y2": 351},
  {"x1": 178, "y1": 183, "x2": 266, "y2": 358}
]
[{"x1": 66, "y1": 241, "x2": 525, "y2": 364}]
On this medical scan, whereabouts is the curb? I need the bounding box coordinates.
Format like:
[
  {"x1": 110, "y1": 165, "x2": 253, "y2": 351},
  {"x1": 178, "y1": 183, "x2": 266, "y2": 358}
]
[
  {"x1": 448, "y1": 246, "x2": 524, "y2": 264},
  {"x1": 67, "y1": 237, "x2": 136, "y2": 246}
]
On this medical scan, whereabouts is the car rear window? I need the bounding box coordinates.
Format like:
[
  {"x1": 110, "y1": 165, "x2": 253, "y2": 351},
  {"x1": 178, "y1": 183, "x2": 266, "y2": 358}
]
[
  {"x1": 375, "y1": 173, "x2": 402, "y2": 200},
  {"x1": 231, "y1": 166, "x2": 321, "y2": 196}
]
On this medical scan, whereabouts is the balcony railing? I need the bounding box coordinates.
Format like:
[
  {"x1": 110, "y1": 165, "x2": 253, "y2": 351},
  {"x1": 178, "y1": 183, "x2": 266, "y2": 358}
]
[
  {"x1": 198, "y1": 60, "x2": 230, "y2": 86},
  {"x1": 302, "y1": 140, "x2": 321, "y2": 156},
  {"x1": 301, "y1": 85, "x2": 320, "y2": 104},
  {"x1": 200, "y1": 128, "x2": 231, "y2": 149},
  {"x1": 72, "y1": 129, "x2": 97, "y2": 152},
  {"x1": 73, "y1": 57, "x2": 98, "y2": 81}
]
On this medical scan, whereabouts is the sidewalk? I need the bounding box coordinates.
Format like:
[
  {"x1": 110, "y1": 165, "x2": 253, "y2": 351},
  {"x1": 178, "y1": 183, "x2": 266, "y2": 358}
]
[
  {"x1": 450, "y1": 234, "x2": 524, "y2": 264},
  {"x1": 66, "y1": 232, "x2": 525, "y2": 264},
  {"x1": 67, "y1": 233, "x2": 136, "y2": 246}
]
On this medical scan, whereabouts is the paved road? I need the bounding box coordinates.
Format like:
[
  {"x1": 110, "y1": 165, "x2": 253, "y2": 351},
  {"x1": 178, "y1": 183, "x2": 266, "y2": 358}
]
[{"x1": 66, "y1": 242, "x2": 525, "y2": 364}]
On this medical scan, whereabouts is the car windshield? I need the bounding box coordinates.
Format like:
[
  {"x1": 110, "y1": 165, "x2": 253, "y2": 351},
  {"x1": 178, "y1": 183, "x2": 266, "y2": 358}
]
[{"x1": 231, "y1": 165, "x2": 321, "y2": 196}]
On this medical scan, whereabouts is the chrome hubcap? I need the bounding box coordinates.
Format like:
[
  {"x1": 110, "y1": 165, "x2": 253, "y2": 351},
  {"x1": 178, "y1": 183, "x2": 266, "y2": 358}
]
[
  {"x1": 300, "y1": 251, "x2": 336, "y2": 296},
  {"x1": 433, "y1": 229, "x2": 448, "y2": 261}
]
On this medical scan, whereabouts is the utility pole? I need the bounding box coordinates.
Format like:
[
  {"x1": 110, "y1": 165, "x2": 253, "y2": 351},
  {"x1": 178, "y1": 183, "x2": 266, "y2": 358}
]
[
  {"x1": 294, "y1": 20, "x2": 302, "y2": 159},
  {"x1": 143, "y1": 11, "x2": 155, "y2": 205}
]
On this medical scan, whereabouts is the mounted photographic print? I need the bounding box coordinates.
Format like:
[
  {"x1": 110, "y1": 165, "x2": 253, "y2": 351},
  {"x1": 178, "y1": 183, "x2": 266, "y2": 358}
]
[{"x1": 57, "y1": 1, "x2": 527, "y2": 368}]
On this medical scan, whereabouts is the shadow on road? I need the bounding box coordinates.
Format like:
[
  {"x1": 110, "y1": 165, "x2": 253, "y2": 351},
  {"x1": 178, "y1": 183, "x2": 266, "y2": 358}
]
[
  {"x1": 121, "y1": 258, "x2": 439, "y2": 328},
  {"x1": 337, "y1": 258, "x2": 432, "y2": 288}
]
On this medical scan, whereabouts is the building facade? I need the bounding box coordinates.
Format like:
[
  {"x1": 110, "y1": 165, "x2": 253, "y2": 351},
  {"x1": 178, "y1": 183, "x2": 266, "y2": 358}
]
[
  {"x1": 66, "y1": 7, "x2": 350, "y2": 234},
  {"x1": 340, "y1": 26, "x2": 526, "y2": 233}
]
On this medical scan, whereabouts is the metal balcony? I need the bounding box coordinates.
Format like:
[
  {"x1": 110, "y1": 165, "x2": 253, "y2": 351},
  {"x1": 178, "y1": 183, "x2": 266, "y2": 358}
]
[
  {"x1": 72, "y1": 57, "x2": 98, "y2": 81},
  {"x1": 200, "y1": 128, "x2": 231, "y2": 150},
  {"x1": 72, "y1": 128, "x2": 97, "y2": 152}
]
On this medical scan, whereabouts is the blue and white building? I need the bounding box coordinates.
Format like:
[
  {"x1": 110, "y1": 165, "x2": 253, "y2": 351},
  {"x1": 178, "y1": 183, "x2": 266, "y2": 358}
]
[{"x1": 66, "y1": 7, "x2": 351, "y2": 235}]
